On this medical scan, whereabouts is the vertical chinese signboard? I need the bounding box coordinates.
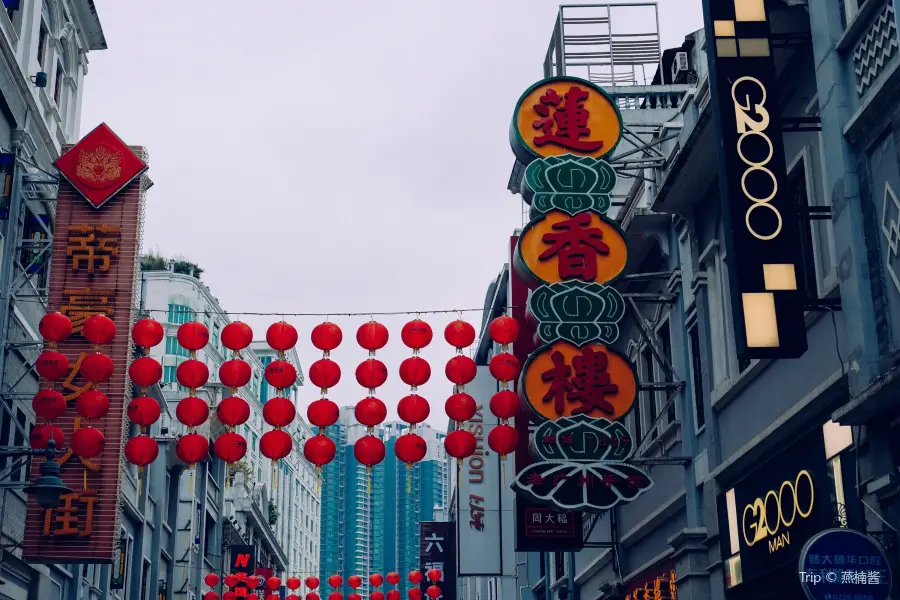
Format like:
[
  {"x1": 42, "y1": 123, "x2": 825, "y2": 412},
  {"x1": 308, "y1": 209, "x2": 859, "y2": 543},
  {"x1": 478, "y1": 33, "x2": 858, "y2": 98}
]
[
  {"x1": 23, "y1": 123, "x2": 148, "y2": 563},
  {"x1": 701, "y1": 0, "x2": 807, "y2": 360},
  {"x1": 507, "y1": 77, "x2": 653, "y2": 517},
  {"x1": 420, "y1": 521, "x2": 457, "y2": 600}
]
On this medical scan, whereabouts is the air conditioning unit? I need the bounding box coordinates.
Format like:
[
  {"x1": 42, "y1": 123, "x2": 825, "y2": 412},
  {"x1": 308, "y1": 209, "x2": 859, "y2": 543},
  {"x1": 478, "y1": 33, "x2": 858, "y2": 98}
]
[{"x1": 671, "y1": 51, "x2": 690, "y2": 83}]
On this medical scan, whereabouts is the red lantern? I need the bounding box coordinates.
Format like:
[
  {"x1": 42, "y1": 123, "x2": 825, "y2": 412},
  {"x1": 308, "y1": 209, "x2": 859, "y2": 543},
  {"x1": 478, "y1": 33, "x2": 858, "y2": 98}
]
[
  {"x1": 354, "y1": 435, "x2": 386, "y2": 467},
  {"x1": 328, "y1": 575, "x2": 343, "y2": 589},
  {"x1": 246, "y1": 576, "x2": 262, "y2": 589},
  {"x1": 267, "y1": 577, "x2": 282, "y2": 591},
  {"x1": 265, "y1": 360, "x2": 297, "y2": 389},
  {"x1": 177, "y1": 359, "x2": 209, "y2": 389},
  {"x1": 32, "y1": 389, "x2": 65, "y2": 421},
  {"x1": 309, "y1": 359, "x2": 341, "y2": 390},
  {"x1": 425, "y1": 587, "x2": 440, "y2": 600},
  {"x1": 348, "y1": 595, "x2": 361, "y2": 600},
  {"x1": 394, "y1": 433, "x2": 427, "y2": 465},
  {"x1": 225, "y1": 574, "x2": 241, "y2": 588},
  {"x1": 267, "y1": 321, "x2": 298, "y2": 351},
  {"x1": 426, "y1": 569, "x2": 441, "y2": 583},
  {"x1": 204, "y1": 593, "x2": 220, "y2": 600},
  {"x1": 489, "y1": 390, "x2": 519, "y2": 420},
  {"x1": 387, "y1": 592, "x2": 400, "y2": 600},
  {"x1": 132, "y1": 318, "x2": 164, "y2": 348},
  {"x1": 129, "y1": 356, "x2": 162, "y2": 388},
  {"x1": 306, "y1": 577, "x2": 320, "y2": 590},
  {"x1": 128, "y1": 396, "x2": 161, "y2": 426},
  {"x1": 408, "y1": 571, "x2": 422, "y2": 585},
  {"x1": 444, "y1": 429, "x2": 476, "y2": 460},
  {"x1": 372, "y1": 593, "x2": 385, "y2": 600},
  {"x1": 81, "y1": 352, "x2": 114, "y2": 383},
  {"x1": 307, "y1": 595, "x2": 321, "y2": 600},
  {"x1": 30, "y1": 424, "x2": 63, "y2": 449},
  {"x1": 35, "y1": 351, "x2": 69, "y2": 380},
  {"x1": 219, "y1": 360, "x2": 252, "y2": 389},
  {"x1": 83, "y1": 314, "x2": 116, "y2": 345},
  {"x1": 125, "y1": 435, "x2": 158, "y2": 466},
  {"x1": 445, "y1": 355, "x2": 476, "y2": 386},
  {"x1": 489, "y1": 316, "x2": 519, "y2": 345},
  {"x1": 217, "y1": 396, "x2": 251, "y2": 426},
  {"x1": 76, "y1": 389, "x2": 110, "y2": 419},
  {"x1": 263, "y1": 397, "x2": 296, "y2": 428},
  {"x1": 386, "y1": 573, "x2": 400, "y2": 586},
  {"x1": 329, "y1": 594, "x2": 343, "y2": 600},
  {"x1": 247, "y1": 595, "x2": 259, "y2": 600},
  {"x1": 224, "y1": 592, "x2": 237, "y2": 600},
  {"x1": 214, "y1": 432, "x2": 247, "y2": 463},
  {"x1": 222, "y1": 321, "x2": 253, "y2": 351},
  {"x1": 445, "y1": 393, "x2": 477, "y2": 422},
  {"x1": 304, "y1": 436, "x2": 336, "y2": 467},
  {"x1": 370, "y1": 574, "x2": 384, "y2": 588},
  {"x1": 357, "y1": 321, "x2": 389, "y2": 351},
  {"x1": 355, "y1": 359, "x2": 387, "y2": 389},
  {"x1": 399, "y1": 357, "x2": 431, "y2": 387},
  {"x1": 178, "y1": 322, "x2": 209, "y2": 351},
  {"x1": 39, "y1": 312, "x2": 72, "y2": 343},
  {"x1": 355, "y1": 397, "x2": 387, "y2": 428},
  {"x1": 287, "y1": 577, "x2": 302, "y2": 591},
  {"x1": 488, "y1": 424, "x2": 518, "y2": 456},
  {"x1": 176, "y1": 433, "x2": 209, "y2": 464},
  {"x1": 307, "y1": 399, "x2": 340, "y2": 429},
  {"x1": 206, "y1": 572, "x2": 220, "y2": 587},
  {"x1": 260, "y1": 429, "x2": 292, "y2": 461},
  {"x1": 401, "y1": 319, "x2": 433, "y2": 349},
  {"x1": 72, "y1": 427, "x2": 104, "y2": 458},
  {"x1": 176, "y1": 396, "x2": 209, "y2": 428},
  {"x1": 348, "y1": 576, "x2": 362, "y2": 590},
  {"x1": 311, "y1": 322, "x2": 342, "y2": 352},
  {"x1": 488, "y1": 352, "x2": 521, "y2": 382},
  {"x1": 408, "y1": 589, "x2": 422, "y2": 600},
  {"x1": 397, "y1": 395, "x2": 430, "y2": 425},
  {"x1": 444, "y1": 320, "x2": 475, "y2": 348}
]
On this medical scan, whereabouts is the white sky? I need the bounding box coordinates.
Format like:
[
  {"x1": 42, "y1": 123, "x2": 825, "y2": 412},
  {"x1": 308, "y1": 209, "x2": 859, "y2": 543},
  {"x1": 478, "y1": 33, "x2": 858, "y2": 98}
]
[{"x1": 81, "y1": 0, "x2": 703, "y2": 429}]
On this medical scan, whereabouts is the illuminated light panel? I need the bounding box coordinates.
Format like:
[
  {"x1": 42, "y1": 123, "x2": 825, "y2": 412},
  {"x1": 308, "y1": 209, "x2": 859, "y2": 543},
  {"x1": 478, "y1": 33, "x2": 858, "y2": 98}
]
[
  {"x1": 763, "y1": 264, "x2": 798, "y2": 291},
  {"x1": 738, "y1": 38, "x2": 771, "y2": 57},
  {"x1": 742, "y1": 292, "x2": 780, "y2": 347},
  {"x1": 717, "y1": 39, "x2": 739, "y2": 58},
  {"x1": 734, "y1": 0, "x2": 767, "y2": 21},
  {"x1": 714, "y1": 20, "x2": 736, "y2": 37}
]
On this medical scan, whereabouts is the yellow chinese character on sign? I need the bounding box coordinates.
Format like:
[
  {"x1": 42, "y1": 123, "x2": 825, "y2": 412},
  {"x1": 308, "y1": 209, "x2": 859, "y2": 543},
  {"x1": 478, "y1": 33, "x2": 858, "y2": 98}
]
[
  {"x1": 42, "y1": 489, "x2": 99, "y2": 537},
  {"x1": 60, "y1": 288, "x2": 114, "y2": 334},
  {"x1": 66, "y1": 224, "x2": 120, "y2": 273},
  {"x1": 55, "y1": 353, "x2": 101, "y2": 474}
]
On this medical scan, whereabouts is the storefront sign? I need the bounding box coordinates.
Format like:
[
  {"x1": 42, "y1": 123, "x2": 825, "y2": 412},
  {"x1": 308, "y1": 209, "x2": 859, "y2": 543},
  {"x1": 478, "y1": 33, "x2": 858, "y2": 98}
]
[
  {"x1": 701, "y1": 0, "x2": 807, "y2": 360},
  {"x1": 230, "y1": 544, "x2": 257, "y2": 572},
  {"x1": 23, "y1": 124, "x2": 147, "y2": 564},
  {"x1": 623, "y1": 566, "x2": 677, "y2": 600},
  {"x1": 456, "y1": 369, "x2": 503, "y2": 576},
  {"x1": 798, "y1": 528, "x2": 891, "y2": 600},
  {"x1": 729, "y1": 431, "x2": 827, "y2": 581},
  {"x1": 420, "y1": 521, "x2": 457, "y2": 600},
  {"x1": 109, "y1": 535, "x2": 128, "y2": 590}
]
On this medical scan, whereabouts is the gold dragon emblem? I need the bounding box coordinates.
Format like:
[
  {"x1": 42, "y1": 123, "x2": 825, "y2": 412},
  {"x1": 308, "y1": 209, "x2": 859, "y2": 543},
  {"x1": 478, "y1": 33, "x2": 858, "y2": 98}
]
[{"x1": 74, "y1": 145, "x2": 122, "y2": 187}]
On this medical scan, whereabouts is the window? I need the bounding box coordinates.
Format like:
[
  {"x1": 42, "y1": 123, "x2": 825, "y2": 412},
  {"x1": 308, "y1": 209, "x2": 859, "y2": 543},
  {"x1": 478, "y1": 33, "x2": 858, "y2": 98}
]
[
  {"x1": 553, "y1": 552, "x2": 565, "y2": 582},
  {"x1": 786, "y1": 158, "x2": 818, "y2": 299},
  {"x1": 841, "y1": 0, "x2": 870, "y2": 27},
  {"x1": 657, "y1": 322, "x2": 676, "y2": 423},
  {"x1": 140, "y1": 559, "x2": 150, "y2": 600},
  {"x1": 167, "y1": 303, "x2": 194, "y2": 324},
  {"x1": 37, "y1": 21, "x2": 48, "y2": 68},
  {"x1": 641, "y1": 346, "x2": 657, "y2": 438},
  {"x1": 212, "y1": 322, "x2": 220, "y2": 352},
  {"x1": 53, "y1": 60, "x2": 63, "y2": 105},
  {"x1": 688, "y1": 326, "x2": 705, "y2": 431},
  {"x1": 163, "y1": 365, "x2": 176, "y2": 384},
  {"x1": 165, "y1": 335, "x2": 189, "y2": 357}
]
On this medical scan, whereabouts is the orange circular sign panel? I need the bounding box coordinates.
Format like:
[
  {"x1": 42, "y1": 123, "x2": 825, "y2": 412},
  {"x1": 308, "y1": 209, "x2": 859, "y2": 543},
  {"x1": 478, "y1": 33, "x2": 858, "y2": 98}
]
[
  {"x1": 515, "y1": 209, "x2": 628, "y2": 286},
  {"x1": 522, "y1": 340, "x2": 637, "y2": 422},
  {"x1": 510, "y1": 76, "x2": 623, "y2": 164}
]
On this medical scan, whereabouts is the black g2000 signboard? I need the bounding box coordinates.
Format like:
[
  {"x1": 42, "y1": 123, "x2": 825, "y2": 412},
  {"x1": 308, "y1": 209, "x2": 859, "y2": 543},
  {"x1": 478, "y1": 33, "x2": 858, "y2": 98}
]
[{"x1": 701, "y1": 0, "x2": 808, "y2": 361}]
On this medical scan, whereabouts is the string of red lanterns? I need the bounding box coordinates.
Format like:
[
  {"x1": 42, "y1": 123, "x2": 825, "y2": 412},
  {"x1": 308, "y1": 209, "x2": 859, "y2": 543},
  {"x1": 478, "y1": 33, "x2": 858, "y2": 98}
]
[
  {"x1": 174, "y1": 321, "x2": 211, "y2": 488},
  {"x1": 354, "y1": 321, "x2": 388, "y2": 475},
  {"x1": 125, "y1": 317, "x2": 165, "y2": 490},
  {"x1": 425, "y1": 568, "x2": 442, "y2": 600},
  {"x1": 304, "y1": 322, "x2": 342, "y2": 480},
  {"x1": 31, "y1": 312, "x2": 72, "y2": 452},
  {"x1": 214, "y1": 321, "x2": 254, "y2": 483},
  {"x1": 486, "y1": 316, "x2": 521, "y2": 461},
  {"x1": 442, "y1": 320, "x2": 478, "y2": 466},
  {"x1": 395, "y1": 319, "x2": 431, "y2": 487},
  {"x1": 261, "y1": 321, "x2": 300, "y2": 488}
]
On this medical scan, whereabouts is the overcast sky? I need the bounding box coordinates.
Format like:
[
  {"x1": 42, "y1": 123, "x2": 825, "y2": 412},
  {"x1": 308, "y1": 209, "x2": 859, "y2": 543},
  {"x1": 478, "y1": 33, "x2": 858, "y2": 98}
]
[{"x1": 81, "y1": 0, "x2": 703, "y2": 430}]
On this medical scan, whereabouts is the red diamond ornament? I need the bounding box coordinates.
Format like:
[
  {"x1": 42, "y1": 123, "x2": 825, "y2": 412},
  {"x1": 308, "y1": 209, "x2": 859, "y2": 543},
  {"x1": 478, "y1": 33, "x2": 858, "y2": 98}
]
[{"x1": 54, "y1": 123, "x2": 148, "y2": 209}]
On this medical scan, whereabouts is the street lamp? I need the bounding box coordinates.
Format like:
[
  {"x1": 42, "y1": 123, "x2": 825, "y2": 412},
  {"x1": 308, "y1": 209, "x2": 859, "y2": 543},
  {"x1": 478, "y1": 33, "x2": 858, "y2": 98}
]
[{"x1": 0, "y1": 439, "x2": 71, "y2": 509}]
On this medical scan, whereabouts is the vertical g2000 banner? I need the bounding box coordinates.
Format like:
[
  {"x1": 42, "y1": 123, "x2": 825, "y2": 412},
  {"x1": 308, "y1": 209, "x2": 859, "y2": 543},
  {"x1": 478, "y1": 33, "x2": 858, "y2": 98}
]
[
  {"x1": 701, "y1": 0, "x2": 808, "y2": 360},
  {"x1": 23, "y1": 123, "x2": 148, "y2": 563},
  {"x1": 507, "y1": 77, "x2": 653, "y2": 513}
]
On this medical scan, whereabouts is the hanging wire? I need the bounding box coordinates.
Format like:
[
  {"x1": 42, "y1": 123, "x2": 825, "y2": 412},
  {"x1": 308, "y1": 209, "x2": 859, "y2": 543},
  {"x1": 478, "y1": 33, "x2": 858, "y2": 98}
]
[{"x1": 124, "y1": 307, "x2": 514, "y2": 318}]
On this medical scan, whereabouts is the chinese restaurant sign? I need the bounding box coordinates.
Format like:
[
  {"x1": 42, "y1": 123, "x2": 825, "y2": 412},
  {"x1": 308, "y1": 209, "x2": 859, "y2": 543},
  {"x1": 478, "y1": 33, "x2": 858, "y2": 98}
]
[
  {"x1": 798, "y1": 529, "x2": 891, "y2": 600},
  {"x1": 508, "y1": 76, "x2": 652, "y2": 514},
  {"x1": 701, "y1": 0, "x2": 807, "y2": 360},
  {"x1": 420, "y1": 521, "x2": 457, "y2": 600},
  {"x1": 623, "y1": 566, "x2": 677, "y2": 600},
  {"x1": 23, "y1": 123, "x2": 147, "y2": 564}
]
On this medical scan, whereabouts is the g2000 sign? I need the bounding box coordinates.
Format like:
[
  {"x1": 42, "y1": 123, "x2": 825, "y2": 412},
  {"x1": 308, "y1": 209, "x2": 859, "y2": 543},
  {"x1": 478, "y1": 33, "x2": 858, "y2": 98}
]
[
  {"x1": 732, "y1": 76, "x2": 782, "y2": 242},
  {"x1": 742, "y1": 470, "x2": 814, "y2": 554}
]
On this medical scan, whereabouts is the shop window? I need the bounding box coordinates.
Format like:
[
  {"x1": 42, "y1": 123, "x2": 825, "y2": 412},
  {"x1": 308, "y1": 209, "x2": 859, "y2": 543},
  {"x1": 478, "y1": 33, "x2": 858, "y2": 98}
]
[{"x1": 688, "y1": 326, "x2": 705, "y2": 431}]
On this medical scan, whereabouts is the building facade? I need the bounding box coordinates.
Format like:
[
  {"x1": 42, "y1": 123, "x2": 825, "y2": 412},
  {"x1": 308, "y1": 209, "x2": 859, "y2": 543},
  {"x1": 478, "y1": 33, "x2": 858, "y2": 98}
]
[
  {"x1": 495, "y1": 1, "x2": 900, "y2": 600},
  {"x1": 319, "y1": 408, "x2": 448, "y2": 598}
]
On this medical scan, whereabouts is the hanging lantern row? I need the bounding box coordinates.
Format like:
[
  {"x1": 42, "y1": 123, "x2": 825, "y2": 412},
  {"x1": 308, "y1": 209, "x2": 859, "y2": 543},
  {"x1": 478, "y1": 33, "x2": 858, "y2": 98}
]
[
  {"x1": 355, "y1": 321, "x2": 388, "y2": 473},
  {"x1": 125, "y1": 318, "x2": 165, "y2": 486},
  {"x1": 214, "y1": 321, "x2": 254, "y2": 476},
  {"x1": 305, "y1": 322, "x2": 342, "y2": 475},
  {"x1": 31, "y1": 312, "x2": 73, "y2": 452},
  {"x1": 442, "y1": 320, "x2": 478, "y2": 465},
  {"x1": 487, "y1": 315, "x2": 521, "y2": 461},
  {"x1": 261, "y1": 321, "x2": 300, "y2": 488},
  {"x1": 395, "y1": 319, "x2": 431, "y2": 474},
  {"x1": 174, "y1": 321, "x2": 211, "y2": 485}
]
